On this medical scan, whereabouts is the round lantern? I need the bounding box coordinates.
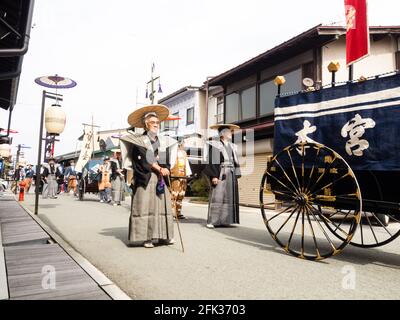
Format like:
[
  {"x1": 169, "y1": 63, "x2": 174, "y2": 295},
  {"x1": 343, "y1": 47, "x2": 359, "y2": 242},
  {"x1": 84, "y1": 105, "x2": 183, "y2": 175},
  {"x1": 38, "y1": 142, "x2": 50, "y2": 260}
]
[
  {"x1": 0, "y1": 144, "x2": 11, "y2": 158},
  {"x1": 45, "y1": 104, "x2": 66, "y2": 135}
]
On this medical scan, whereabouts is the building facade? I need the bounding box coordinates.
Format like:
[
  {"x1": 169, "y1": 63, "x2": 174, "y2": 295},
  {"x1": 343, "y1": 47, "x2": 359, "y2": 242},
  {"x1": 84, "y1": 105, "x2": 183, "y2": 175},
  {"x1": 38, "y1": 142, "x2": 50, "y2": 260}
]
[{"x1": 206, "y1": 25, "x2": 400, "y2": 206}]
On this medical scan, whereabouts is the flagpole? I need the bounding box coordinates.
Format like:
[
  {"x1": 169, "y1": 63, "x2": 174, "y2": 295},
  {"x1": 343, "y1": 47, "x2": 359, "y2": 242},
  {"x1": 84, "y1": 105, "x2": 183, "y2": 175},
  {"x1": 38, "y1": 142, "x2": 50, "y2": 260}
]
[{"x1": 349, "y1": 65, "x2": 354, "y2": 81}]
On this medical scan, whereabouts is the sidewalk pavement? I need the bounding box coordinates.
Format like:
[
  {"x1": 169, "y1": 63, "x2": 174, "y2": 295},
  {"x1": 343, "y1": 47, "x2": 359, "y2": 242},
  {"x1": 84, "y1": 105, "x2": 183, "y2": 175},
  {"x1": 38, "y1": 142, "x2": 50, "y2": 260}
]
[
  {"x1": 20, "y1": 191, "x2": 400, "y2": 299},
  {"x1": 1, "y1": 191, "x2": 129, "y2": 300}
]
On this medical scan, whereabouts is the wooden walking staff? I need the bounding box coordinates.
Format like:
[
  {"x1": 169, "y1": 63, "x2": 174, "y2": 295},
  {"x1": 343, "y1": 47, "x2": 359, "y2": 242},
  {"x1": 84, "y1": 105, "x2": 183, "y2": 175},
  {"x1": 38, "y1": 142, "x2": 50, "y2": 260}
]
[{"x1": 168, "y1": 175, "x2": 185, "y2": 253}]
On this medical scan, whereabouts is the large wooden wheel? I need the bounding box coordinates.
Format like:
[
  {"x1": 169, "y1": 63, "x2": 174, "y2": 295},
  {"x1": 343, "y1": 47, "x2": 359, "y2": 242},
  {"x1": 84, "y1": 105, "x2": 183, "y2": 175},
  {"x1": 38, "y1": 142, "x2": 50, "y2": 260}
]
[
  {"x1": 260, "y1": 142, "x2": 362, "y2": 261},
  {"x1": 324, "y1": 209, "x2": 400, "y2": 248}
]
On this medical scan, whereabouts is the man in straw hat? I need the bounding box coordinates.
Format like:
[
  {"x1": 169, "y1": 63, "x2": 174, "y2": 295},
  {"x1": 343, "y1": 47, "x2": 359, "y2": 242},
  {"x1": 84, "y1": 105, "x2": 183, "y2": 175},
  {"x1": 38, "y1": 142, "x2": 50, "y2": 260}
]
[
  {"x1": 203, "y1": 123, "x2": 241, "y2": 228},
  {"x1": 120, "y1": 105, "x2": 178, "y2": 248}
]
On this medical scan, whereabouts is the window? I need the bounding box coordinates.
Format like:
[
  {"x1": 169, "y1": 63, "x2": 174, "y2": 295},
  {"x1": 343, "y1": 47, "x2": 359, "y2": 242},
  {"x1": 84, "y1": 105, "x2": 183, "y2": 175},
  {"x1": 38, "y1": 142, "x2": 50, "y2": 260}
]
[
  {"x1": 160, "y1": 112, "x2": 179, "y2": 131},
  {"x1": 259, "y1": 68, "x2": 303, "y2": 116},
  {"x1": 215, "y1": 96, "x2": 224, "y2": 124},
  {"x1": 225, "y1": 86, "x2": 256, "y2": 123},
  {"x1": 225, "y1": 92, "x2": 239, "y2": 123},
  {"x1": 164, "y1": 112, "x2": 179, "y2": 131},
  {"x1": 186, "y1": 107, "x2": 194, "y2": 125},
  {"x1": 260, "y1": 81, "x2": 276, "y2": 116},
  {"x1": 281, "y1": 68, "x2": 302, "y2": 94},
  {"x1": 240, "y1": 86, "x2": 256, "y2": 120}
]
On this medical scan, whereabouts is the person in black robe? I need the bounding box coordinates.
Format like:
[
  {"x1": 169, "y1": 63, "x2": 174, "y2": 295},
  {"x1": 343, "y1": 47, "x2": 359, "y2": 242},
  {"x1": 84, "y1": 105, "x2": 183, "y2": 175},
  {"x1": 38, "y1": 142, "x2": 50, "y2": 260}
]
[
  {"x1": 203, "y1": 124, "x2": 241, "y2": 228},
  {"x1": 120, "y1": 105, "x2": 178, "y2": 248}
]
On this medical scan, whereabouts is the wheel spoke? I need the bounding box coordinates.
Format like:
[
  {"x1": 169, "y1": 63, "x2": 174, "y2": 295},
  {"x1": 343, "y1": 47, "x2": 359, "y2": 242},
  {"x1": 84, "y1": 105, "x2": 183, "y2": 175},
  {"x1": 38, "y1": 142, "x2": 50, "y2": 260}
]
[
  {"x1": 310, "y1": 206, "x2": 350, "y2": 238},
  {"x1": 267, "y1": 204, "x2": 297, "y2": 223},
  {"x1": 286, "y1": 207, "x2": 301, "y2": 248},
  {"x1": 286, "y1": 148, "x2": 301, "y2": 191},
  {"x1": 308, "y1": 155, "x2": 338, "y2": 194},
  {"x1": 272, "y1": 189, "x2": 296, "y2": 199},
  {"x1": 274, "y1": 206, "x2": 299, "y2": 237},
  {"x1": 305, "y1": 146, "x2": 321, "y2": 193},
  {"x1": 364, "y1": 212, "x2": 379, "y2": 245},
  {"x1": 310, "y1": 172, "x2": 351, "y2": 197},
  {"x1": 266, "y1": 171, "x2": 297, "y2": 195},
  {"x1": 384, "y1": 214, "x2": 400, "y2": 224},
  {"x1": 359, "y1": 213, "x2": 364, "y2": 245},
  {"x1": 304, "y1": 206, "x2": 321, "y2": 258},
  {"x1": 370, "y1": 212, "x2": 393, "y2": 237},
  {"x1": 274, "y1": 158, "x2": 300, "y2": 194},
  {"x1": 301, "y1": 206, "x2": 305, "y2": 256},
  {"x1": 307, "y1": 204, "x2": 337, "y2": 252},
  {"x1": 331, "y1": 210, "x2": 352, "y2": 232},
  {"x1": 301, "y1": 143, "x2": 305, "y2": 192}
]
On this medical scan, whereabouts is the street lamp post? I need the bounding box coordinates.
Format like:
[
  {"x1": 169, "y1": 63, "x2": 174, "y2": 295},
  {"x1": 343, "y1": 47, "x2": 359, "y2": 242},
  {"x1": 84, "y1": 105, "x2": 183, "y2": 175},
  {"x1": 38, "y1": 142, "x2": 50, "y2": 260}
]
[
  {"x1": 34, "y1": 91, "x2": 63, "y2": 214},
  {"x1": 34, "y1": 75, "x2": 76, "y2": 215}
]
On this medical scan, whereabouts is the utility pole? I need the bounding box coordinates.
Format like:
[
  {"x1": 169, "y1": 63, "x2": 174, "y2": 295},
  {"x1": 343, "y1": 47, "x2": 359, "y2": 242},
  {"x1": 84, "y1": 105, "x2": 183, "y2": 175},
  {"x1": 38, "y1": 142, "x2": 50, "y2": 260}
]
[{"x1": 146, "y1": 63, "x2": 162, "y2": 104}]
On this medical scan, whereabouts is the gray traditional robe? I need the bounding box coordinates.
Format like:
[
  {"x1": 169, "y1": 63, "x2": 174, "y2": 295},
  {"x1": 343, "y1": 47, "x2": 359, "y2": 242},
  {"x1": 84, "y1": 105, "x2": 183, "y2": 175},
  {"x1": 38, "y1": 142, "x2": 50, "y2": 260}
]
[
  {"x1": 203, "y1": 139, "x2": 241, "y2": 226},
  {"x1": 120, "y1": 132, "x2": 178, "y2": 243},
  {"x1": 42, "y1": 163, "x2": 60, "y2": 199}
]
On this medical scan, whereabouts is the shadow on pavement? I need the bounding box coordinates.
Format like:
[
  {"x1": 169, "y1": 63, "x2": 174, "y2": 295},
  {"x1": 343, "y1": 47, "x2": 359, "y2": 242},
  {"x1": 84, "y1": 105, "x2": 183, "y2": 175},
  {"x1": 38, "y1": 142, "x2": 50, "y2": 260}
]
[
  {"x1": 38, "y1": 204, "x2": 59, "y2": 209},
  {"x1": 99, "y1": 212, "x2": 400, "y2": 268},
  {"x1": 99, "y1": 227, "x2": 130, "y2": 245},
  {"x1": 214, "y1": 224, "x2": 400, "y2": 268}
]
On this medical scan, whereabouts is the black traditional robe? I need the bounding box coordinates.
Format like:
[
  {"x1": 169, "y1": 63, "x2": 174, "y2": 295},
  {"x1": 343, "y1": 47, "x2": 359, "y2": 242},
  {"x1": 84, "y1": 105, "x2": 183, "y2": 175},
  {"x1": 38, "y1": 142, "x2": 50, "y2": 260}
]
[{"x1": 203, "y1": 139, "x2": 241, "y2": 226}]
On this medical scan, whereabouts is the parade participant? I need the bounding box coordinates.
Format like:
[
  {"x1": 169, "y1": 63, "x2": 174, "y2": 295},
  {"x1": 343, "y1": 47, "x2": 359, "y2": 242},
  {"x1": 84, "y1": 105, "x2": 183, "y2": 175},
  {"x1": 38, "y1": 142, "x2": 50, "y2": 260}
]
[
  {"x1": 120, "y1": 104, "x2": 177, "y2": 248},
  {"x1": 110, "y1": 150, "x2": 126, "y2": 206},
  {"x1": 24, "y1": 164, "x2": 35, "y2": 193},
  {"x1": 64, "y1": 160, "x2": 78, "y2": 196},
  {"x1": 203, "y1": 124, "x2": 241, "y2": 228},
  {"x1": 11, "y1": 164, "x2": 25, "y2": 193},
  {"x1": 98, "y1": 157, "x2": 112, "y2": 203},
  {"x1": 170, "y1": 138, "x2": 192, "y2": 219},
  {"x1": 42, "y1": 158, "x2": 60, "y2": 199}
]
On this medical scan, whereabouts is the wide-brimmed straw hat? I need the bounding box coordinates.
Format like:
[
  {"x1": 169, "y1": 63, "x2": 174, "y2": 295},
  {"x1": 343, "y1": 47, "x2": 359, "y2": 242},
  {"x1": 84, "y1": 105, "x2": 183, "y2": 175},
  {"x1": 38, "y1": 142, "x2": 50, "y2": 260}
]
[
  {"x1": 209, "y1": 123, "x2": 240, "y2": 131},
  {"x1": 127, "y1": 104, "x2": 170, "y2": 128}
]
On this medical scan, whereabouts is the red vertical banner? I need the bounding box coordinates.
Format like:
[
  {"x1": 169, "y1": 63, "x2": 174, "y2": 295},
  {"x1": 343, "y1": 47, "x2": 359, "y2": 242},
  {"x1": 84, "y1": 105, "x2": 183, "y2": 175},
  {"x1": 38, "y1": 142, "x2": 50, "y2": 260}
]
[{"x1": 345, "y1": 0, "x2": 369, "y2": 66}]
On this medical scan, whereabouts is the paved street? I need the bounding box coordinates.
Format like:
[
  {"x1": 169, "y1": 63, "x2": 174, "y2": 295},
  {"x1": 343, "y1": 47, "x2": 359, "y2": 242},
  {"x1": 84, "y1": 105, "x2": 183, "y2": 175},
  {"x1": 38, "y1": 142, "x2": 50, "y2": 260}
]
[{"x1": 21, "y1": 192, "x2": 400, "y2": 300}]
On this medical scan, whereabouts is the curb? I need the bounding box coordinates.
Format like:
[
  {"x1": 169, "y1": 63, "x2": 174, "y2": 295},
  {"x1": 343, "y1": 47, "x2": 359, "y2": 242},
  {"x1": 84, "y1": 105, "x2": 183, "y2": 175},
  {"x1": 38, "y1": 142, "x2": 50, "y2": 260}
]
[{"x1": 17, "y1": 198, "x2": 131, "y2": 300}]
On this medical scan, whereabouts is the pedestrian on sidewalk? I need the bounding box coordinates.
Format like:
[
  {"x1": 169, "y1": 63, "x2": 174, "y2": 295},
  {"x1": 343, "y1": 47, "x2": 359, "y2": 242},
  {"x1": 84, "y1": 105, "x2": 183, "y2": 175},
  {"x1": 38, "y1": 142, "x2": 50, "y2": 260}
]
[
  {"x1": 203, "y1": 124, "x2": 241, "y2": 228},
  {"x1": 110, "y1": 149, "x2": 126, "y2": 206},
  {"x1": 42, "y1": 158, "x2": 60, "y2": 199},
  {"x1": 120, "y1": 104, "x2": 177, "y2": 248},
  {"x1": 11, "y1": 164, "x2": 25, "y2": 193},
  {"x1": 98, "y1": 157, "x2": 112, "y2": 203}
]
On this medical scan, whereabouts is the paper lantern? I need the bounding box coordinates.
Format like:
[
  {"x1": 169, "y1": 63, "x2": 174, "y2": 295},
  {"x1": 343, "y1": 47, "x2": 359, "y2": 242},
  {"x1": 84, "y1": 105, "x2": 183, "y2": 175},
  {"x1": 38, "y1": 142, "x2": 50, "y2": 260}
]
[
  {"x1": 0, "y1": 144, "x2": 11, "y2": 158},
  {"x1": 45, "y1": 104, "x2": 66, "y2": 135}
]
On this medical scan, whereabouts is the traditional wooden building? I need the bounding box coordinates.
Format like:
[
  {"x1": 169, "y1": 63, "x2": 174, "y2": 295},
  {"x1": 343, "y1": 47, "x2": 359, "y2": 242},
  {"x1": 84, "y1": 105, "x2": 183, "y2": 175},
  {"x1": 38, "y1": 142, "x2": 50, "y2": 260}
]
[{"x1": 205, "y1": 24, "x2": 400, "y2": 206}]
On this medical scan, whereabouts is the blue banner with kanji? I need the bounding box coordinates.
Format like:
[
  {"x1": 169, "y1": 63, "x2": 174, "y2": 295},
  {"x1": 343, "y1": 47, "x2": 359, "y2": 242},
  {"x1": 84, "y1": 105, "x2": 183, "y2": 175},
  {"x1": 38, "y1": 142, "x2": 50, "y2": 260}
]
[{"x1": 274, "y1": 73, "x2": 400, "y2": 171}]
